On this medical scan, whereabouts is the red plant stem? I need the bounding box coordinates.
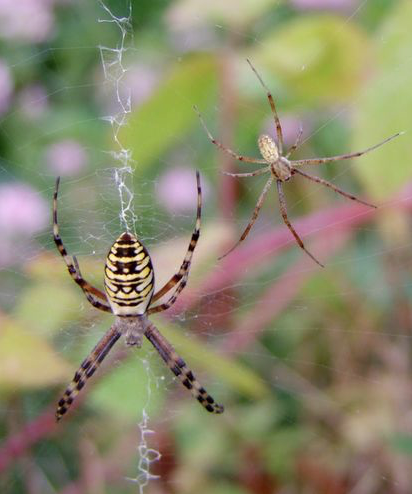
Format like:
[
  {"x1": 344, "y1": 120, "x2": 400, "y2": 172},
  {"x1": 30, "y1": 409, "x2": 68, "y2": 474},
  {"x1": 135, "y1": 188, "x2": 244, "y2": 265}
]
[
  {"x1": 0, "y1": 410, "x2": 56, "y2": 473},
  {"x1": 223, "y1": 229, "x2": 351, "y2": 354}
]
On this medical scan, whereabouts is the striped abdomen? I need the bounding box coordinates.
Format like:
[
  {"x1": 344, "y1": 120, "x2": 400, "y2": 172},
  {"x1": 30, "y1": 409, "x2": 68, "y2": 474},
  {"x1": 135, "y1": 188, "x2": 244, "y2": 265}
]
[{"x1": 104, "y1": 232, "x2": 154, "y2": 316}]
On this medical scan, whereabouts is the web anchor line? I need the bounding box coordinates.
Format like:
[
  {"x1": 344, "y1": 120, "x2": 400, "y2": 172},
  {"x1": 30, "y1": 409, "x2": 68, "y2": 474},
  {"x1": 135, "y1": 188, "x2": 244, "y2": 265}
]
[
  {"x1": 98, "y1": 0, "x2": 136, "y2": 234},
  {"x1": 97, "y1": 2, "x2": 160, "y2": 492}
]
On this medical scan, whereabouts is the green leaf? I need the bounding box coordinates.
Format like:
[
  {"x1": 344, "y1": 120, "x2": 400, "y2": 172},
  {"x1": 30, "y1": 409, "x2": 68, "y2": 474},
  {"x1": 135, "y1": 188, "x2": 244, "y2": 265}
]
[
  {"x1": 119, "y1": 54, "x2": 218, "y2": 170},
  {"x1": 89, "y1": 353, "x2": 164, "y2": 420},
  {"x1": 352, "y1": 0, "x2": 412, "y2": 200},
  {"x1": 0, "y1": 318, "x2": 71, "y2": 391},
  {"x1": 14, "y1": 281, "x2": 81, "y2": 335},
  {"x1": 263, "y1": 427, "x2": 313, "y2": 477},
  {"x1": 389, "y1": 433, "x2": 412, "y2": 456},
  {"x1": 205, "y1": 485, "x2": 249, "y2": 494},
  {"x1": 156, "y1": 319, "x2": 270, "y2": 399},
  {"x1": 168, "y1": 0, "x2": 275, "y2": 29},
  {"x1": 251, "y1": 15, "x2": 369, "y2": 106}
]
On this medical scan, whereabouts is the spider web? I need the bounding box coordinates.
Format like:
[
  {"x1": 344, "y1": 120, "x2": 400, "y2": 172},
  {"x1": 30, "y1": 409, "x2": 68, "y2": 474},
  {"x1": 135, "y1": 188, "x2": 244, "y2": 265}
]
[
  {"x1": 98, "y1": 1, "x2": 136, "y2": 234},
  {"x1": 0, "y1": 0, "x2": 412, "y2": 493},
  {"x1": 97, "y1": 2, "x2": 163, "y2": 491}
]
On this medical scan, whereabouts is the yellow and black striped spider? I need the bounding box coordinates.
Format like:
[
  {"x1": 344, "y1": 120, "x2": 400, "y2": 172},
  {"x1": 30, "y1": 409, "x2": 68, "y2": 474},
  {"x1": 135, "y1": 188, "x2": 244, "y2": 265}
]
[
  {"x1": 195, "y1": 59, "x2": 401, "y2": 267},
  {"x1": 53, "y1": 173, "x2": 223, "y2": 420}
]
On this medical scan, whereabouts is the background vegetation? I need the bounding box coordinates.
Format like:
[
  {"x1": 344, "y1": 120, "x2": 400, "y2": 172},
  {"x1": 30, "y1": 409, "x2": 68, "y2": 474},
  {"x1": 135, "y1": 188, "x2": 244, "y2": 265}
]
[{"x1": 1, "y1": 0, "x2": 412, "y2": 492}]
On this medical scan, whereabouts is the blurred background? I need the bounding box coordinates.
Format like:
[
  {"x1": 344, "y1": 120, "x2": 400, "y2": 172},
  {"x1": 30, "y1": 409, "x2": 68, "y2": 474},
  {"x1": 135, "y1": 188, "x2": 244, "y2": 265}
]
[{"x1": 1, "y1": 0, "x2": 412, "y2": 493}]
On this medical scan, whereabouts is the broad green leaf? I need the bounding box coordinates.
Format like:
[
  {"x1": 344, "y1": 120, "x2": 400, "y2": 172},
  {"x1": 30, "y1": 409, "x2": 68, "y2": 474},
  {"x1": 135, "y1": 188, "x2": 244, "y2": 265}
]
[
  {"x1": 389, "y1": 433, "x2": 412, "y2": 456},
  {"x1": 156, "y1": 319, "x2": 269, "y2": 399},
  {"x1": 167, "y1": 0, "x2": 276, "y2": 29},
  {"x1": 263, "y1": 427, "x2": 313, "y2": 477},
  {"x1": 353, "y1": 0, "x2": 412, "y2": 200},
  {"x1": 150, "y1": 220, "x2": 231, "y2": 290},
  {"x1": 236, "y1": 400, "x2": 282, "y2": 440},
  {"x1": 175, "y1": 407, "x2": 229, "y2": 467},
  {"x1": 15, "y1": 281, "x2": 81, "y2": 335},
  {"x1": 119, "y1": 55, "x2": 218, "y2": 170},
  {"x1": 27, "y1": 253, "x2": 105, "y2": 289},
  {"x1": 0, "y1": 318, "x2": 71, "y2": 390},
  {"x1": 90, "y1": 354, "x2": 164, "y2": 420},
  {"x1": 206, "y1": 486, "x2": 248, "y2": 494},
  {"x1": 251, "y1": 15, "x2": 369, "y2": 106}
]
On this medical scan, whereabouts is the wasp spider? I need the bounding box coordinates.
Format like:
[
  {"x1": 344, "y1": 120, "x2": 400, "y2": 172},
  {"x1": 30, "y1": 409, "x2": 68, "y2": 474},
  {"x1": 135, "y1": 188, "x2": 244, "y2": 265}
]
[
  {"x1": 195, "y1": 59, "x2": 401, "y2": 267},
  {"x1": 53, "y1": 173, "x2": 223, "y2": 420}
]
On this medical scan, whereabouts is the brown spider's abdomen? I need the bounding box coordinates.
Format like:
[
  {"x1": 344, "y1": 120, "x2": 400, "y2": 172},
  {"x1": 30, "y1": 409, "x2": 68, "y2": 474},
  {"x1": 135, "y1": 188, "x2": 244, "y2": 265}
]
[
  {"x1": 104, "y1": 232, "x2": 155, "y2": 316},
  {"x1": 258, "y1": 134, "x2": 279, "y2": 163}
]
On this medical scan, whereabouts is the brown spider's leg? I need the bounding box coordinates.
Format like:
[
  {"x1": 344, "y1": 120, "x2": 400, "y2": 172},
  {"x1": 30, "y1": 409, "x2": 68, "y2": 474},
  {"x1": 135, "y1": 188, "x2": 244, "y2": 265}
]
[
  {"x1": 294, "y1": 169, "x2": 377, "y2": 208},
  {"x1": 56, "y1": 326, "x2": 121, "y2": 421},
  {"x1": 285, "y1": 124, "x2": 303, "y2": 159},
  {"x1": 291, "y1": 132, "x2": 402, "y2": 166},
  {"x1": 151, "y1": 171, "x2": 201, "y2": 304},
  {"x1": 276, "y1": 180, "x2": 324, "y2": 268},
  {"x1": 145, "y1": 322, "x2": 224, "y2": 414},
  {"x1": 194, "y1": 106, "x2": 266, "y2": 165},
  {"x1": 222, "y1": 167, "x2": 270, "y2": 179},
  {"x1": 53, "y1": 177, "x2": 112, "y2": 313},
  {"x1": 219, "y1": 177, "x2": 273, "y2": 260},
  {"x1": 246, "y1": 58, "x2": 284, "y2": 154}
]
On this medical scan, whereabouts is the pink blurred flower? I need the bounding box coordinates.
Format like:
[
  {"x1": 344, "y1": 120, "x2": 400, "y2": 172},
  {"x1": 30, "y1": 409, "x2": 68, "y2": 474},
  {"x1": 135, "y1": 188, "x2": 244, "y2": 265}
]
[
  {"x1": 18, "y1": 84, "x2": 48, "y2": 120},
  {"x1": 125, "y1": 65, "x2": 159, "y2": 108},
  {"x1": 165, "y1": 2, "x2": 216, "y2": 52},
  {"x1": 0, "y1": 182, "x2": 49, "y2": 266},
  {"x1": 157, "y1": 166, "x2": 210, "y2": 214},
  {"x1": 291, "y1": 0, "x2": 355, "y2": 10},
  {"x1": 98, "y1": 64, "x2": 159, "y2": 119},
  {"x1": 0, "y1": 60, "x2": 13, "y2": 116},
  {"x1": 0, "y1": 0, "x2": 55, "y2": 43},
  {"x1": 46, "y1": 139, "x2": 88, "y2": 176},
  {"x1": 0, "y1": 182, "x2": 48, "y2": 235},
  {"x1": 262, "y1": 114, "x2": 312, "y2": 151}
]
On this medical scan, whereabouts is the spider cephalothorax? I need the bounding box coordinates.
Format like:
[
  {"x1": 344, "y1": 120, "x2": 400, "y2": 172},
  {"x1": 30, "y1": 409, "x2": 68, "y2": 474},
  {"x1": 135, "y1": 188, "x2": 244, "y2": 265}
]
[{"x1": 53, "y1": 173, "x2": 223, "y2": 420}]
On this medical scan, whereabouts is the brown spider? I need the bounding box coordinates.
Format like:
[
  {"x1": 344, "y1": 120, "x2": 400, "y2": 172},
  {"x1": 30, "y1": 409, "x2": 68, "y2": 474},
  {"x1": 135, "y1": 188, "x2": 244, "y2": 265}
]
[{"x1": 194, "y1": 59, "x2": 401, "y2": 267}]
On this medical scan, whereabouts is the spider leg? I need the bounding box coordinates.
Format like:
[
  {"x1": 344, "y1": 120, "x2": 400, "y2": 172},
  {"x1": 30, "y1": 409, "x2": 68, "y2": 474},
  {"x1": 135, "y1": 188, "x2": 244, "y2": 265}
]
[
  {"x1": 291, "y1": 132, "x2": 401, "y2": 166},
  {"x1": 147, "y1": 267, "x2": 190, "y2": 315},
  {"x1": 246, "y1": 59, "x2": 284, "y2": 154},
  {"x1": 285, "y1": 124, "x2": 303, "y2": 159},
  {"x1": 151, "y1": 171, "x2": 201, "y2": 305},
  {"x1": 219, "y1": 177, "x2": 273, "y2": 260},
  {"x1": 276, "y1": 180, "x2": 324, "y2": 268},
  {"x1": 56, "y1": 325, "x2": 121, "y2": 420},
  {"x1": 294, "y1": 169, "x2": 377, "y2": 208},
  {"x1": 72, "y1": 255, "x2": 112, "y2": 310},
  {"x1": 145, "y1": 322, "x2": 223, "y2": 413},
  {"x1": 222, "y1": 167, "x2": 270, "y2": 178},
  {"x1": 194, "y1": 106, "x2": 266, "y2": 165},
  {"x1": 53, "y1": 177, "x2": 112, "y2": 313}
]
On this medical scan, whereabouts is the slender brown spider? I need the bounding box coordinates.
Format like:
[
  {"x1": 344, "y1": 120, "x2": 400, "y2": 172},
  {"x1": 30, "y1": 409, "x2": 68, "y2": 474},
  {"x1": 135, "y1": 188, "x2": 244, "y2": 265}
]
[{"x1": 195, "y1": 59, "x2": 401, "y2": 267}]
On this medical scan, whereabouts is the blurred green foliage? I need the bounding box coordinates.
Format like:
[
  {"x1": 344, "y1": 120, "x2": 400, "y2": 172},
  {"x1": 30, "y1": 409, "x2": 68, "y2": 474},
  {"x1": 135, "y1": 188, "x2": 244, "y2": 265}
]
[
  {"x1": 121, "y1": 55, "x2": 218, "y2": 170},
  {"x1": 1, "y1": 1, "x2": 412, "y2": 493}
]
